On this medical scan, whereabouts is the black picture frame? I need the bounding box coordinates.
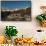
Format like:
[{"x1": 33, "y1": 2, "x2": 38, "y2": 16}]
[{"x1": 1, "y1": 1, "x2": 31, "y2": 21}]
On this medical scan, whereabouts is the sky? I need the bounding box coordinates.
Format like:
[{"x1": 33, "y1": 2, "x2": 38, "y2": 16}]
[{"x1": 1, "y1": 1, "x2": 31, "y2": 9}]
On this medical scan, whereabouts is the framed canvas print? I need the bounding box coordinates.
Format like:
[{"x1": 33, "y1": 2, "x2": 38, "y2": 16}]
[{"x1": 1, "y1": 1, "x2": 31, "y2": 21}]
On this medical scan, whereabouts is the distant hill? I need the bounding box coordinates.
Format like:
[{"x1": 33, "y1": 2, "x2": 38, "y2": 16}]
[{"x1": 1, "y1": 7, "x2": 31, "y2": 21}]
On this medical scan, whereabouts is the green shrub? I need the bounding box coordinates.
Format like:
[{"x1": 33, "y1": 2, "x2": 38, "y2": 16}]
[
  {"x1": 36, "y1": 14, "x2": 46, "y2": 21},
  {"x1": 5, "y1": 26, "x2": 18, "y2": 39}
]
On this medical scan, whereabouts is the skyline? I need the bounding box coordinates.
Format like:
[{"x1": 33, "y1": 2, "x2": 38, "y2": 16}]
[{"x1": 1, "y1": 1, "x2": 31, "y2": 10}]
